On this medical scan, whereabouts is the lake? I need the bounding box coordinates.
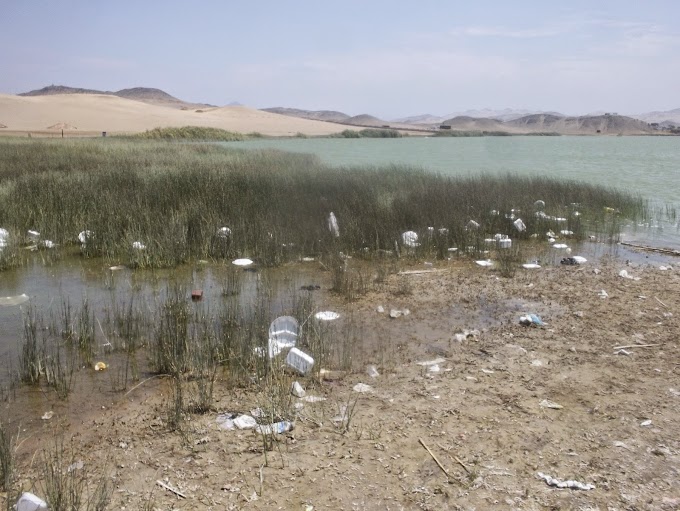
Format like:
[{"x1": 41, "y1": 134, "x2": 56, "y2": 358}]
[{"x1": 222, "y1": 136, "x2": 680, "y2": 249}]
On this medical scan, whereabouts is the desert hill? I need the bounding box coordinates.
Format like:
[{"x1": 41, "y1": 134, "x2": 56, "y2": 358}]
[
  {"x1": 0, "y1": 93, "x2": 348, "y2": 136},
  {"x1": 507, "y1": 113, "x2": 654, "y2": 135},
  {"x1": 261, "y1": 107, "x2": 350, "y2": 123},
  {"x1": 632, "y1": 107, "x2": 680, "y2": 125},
  {"x1": 439, "y1": 115, "x2": 515, "y2": 132},
  {"x1": 18, "y1": 85, "x2": 215, "y2": 110},
  {"x1": 343, "y1": 114, "x2": 388, "y2": 127},
  {"x1": 391, "y1": 114, "x2": 445, "y2": 125}
]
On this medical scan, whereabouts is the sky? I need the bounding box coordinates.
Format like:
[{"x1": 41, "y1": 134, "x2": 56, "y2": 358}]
[{"x1": 1, "y1": 1, "x2": 679, "y2": 119}]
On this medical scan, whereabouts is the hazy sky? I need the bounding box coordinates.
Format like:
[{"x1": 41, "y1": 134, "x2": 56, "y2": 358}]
[{"x1": 1, "y1": 1, "x2": 678, "y2": 119}]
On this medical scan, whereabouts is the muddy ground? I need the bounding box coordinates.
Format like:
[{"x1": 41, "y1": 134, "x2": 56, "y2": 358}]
[{"x1": 2, "y1": 254, "x2": 680, "y2": 510}]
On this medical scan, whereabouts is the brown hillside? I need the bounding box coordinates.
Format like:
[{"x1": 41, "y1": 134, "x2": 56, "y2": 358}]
[
  {"x1": 440, "y1": 116, "x2": 517, "y2": 132},
  {"x1": 508, "y1": 114, "x2": 654, "y2": 134}
]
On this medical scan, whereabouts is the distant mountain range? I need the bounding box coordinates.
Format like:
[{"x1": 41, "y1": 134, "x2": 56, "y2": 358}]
[
  {"x1": 18, "y1": 85, "x2": 216, "y2": 110},
  {"x1": 394, "y1": 108, "x2": 565, "y2": 124},
  {"x1": 257, "y1": 107, "x2": 661, "y2": 135},
  {"x1": 13, "y1": 85, "x2": 680, "y2": 132}
]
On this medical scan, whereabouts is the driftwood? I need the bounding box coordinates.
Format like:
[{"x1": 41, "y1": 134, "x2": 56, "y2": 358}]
[
  {"x1": 398, "y1": 269, "x2": 444, "y2": 275},
  {"x1": 156, "y1": 480, "x2": 186, "y2": 499},
  {"x1": 612, "y1": 343, "x2": 660, "y2": 350},
  {"x1": 419, "y1": 438, "x2": 449, "y2": 476},
  {"x1": 620, "y1": 242, "x2": 680, "y2": 257}
]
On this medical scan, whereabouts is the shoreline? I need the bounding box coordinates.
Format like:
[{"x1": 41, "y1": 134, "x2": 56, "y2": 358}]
[{"x1": 1, "y1": 255, "x2": 678, "y2": 509}]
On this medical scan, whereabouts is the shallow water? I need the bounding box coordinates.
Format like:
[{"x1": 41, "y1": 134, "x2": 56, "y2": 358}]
[{"x1": 0, "y1": 256, "x2": 326, "y2": 385}]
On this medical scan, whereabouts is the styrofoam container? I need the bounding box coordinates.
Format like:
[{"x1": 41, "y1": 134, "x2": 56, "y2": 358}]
[
  {"x1": 16, "y1": 492, "x2": 48, "y2": 511},
  {"x1": 286, "y1": 347, "x2": 314, "y2": 375},
  {"x1": 498, "y1": 238, "x2": 512, "y2": 249}
]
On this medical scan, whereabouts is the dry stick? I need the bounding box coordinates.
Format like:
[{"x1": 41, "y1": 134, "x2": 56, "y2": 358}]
[
  {"x1": 156, "y1": 480, "x2": 186, "y2": 499},
  {"x1": 123, "y1": 374, "x2": 168, "y2": 397},
  {"x1": 612, "y1": 343, "x2": 660, "y2": 350},
  {"x1": 655, "y1": 296, "x2": 669, "y2": 309},
  {"x1": 419, "y1": 438, "x2": 449, "y2": 477},
  {"x1": 436, "y1": 443, "x2": 471, "y2": 474}
]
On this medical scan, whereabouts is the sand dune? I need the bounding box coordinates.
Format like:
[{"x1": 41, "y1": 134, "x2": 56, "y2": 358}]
[{"x1": 0, "y1": 93, "x2": 348, "y2": 136}]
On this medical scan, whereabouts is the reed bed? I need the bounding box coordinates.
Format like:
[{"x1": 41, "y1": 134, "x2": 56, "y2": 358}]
[{"x1": 0, "y1": 138, "x2": 645, "y2": 271}]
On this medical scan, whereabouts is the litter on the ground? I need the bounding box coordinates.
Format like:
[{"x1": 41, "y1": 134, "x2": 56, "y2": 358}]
[
  {"x1": 402, "y1": 230, "x2": 420, "y2": 247},
  {"x1": 537, "y1": 472, "x2": 595, "y2": 490},
  {"x1": 78, "y1": 230, "x2": 93, "y2": 245},
  {"x1": 0, "y1": 294, "x2": 29, "y2": 306},
  {"x1": 232, "y1": 258, "x2": 253, "y2": 266},
  {"x1": 389, "y1": 308, "x2": 410, "y2": 318},
  {"x1": 619, "y1": 269, "x2": 640, "y2": 280},
  {"x1": 522, "y1": 263, "x2": 541, "y2": 269},
  {"x1": 366, "y1": 365, "x2": 380, "y2": 378},
  {"x1": 552, "y1": 243, "x2": 569, "y2": 249},
  {"x1": 513, "y1": 218, "x2": 526, "y2": 232},
  {"x1": 267, "y1": 316, "x2": 298, "y2": 358},
  {"x1": 417, "y1": 357, "x2": 446, "y2": 367},
  {"x1": 353, "y1": 383, "x2": 373, "y2": 393},
  {"x1": 109, "y1": 265, "x2": 126, "y2": 271},
  {"x1": 27, "y1": 230, "x2": 40, "y2": 241},
  {"x1": 561, "y1": 256, "x2": 587, "y2": 265},
  {"x1": 534, "y1": 199, "x2": 545, "y2": 209},
  {"x1": 328, "y1": 212, "x2": 340, "y2": 237},
  {"x1": 300, "y1": 395, "x2": 326, "y2": 403},
  {"x1": 467, "y1": 220, "x2": 480, "y2": 230},
  {"x1": 132, "y1": 241, "x2": 145, "y2": 250},
  {"x1": 640, "y1": 419, "x2": 652, "y2": 427},
  {"x1": 256, "y1": 421, "x2": 293, "y2": 435},
  {"x1": 15, "y1": 492, "x2": 48, "y2": 511},
  {"x1": 291, "y1": 381, "x2": 305, "y2": 398},
  {"x1": 191, "y1": 290, "x2": 203, "y2": 301},
  {"x1": 216, "y1": 413, "x2": 237, "y2": 430},
  {"x1": 67, "y1": 460, "x2": 84, "y2": 473},
  {"x1": 475, "y1": 260, "x2": 493, "y2": 267},
  {"x1": 598, "y1": 289, "x2": 609, "y2": 299},
  {"x1": 539, "y1": 399, "x2": 563, "y2": 409},
  {"x1": 315, "y1": 311, "x2": 339, "y2": 321},
  {"x1": 376, "y1": 305, "x2": 385, "y2": 313},
  {"x1": 519, "y1": 314, "x2": 544, "y2": 327},
  {"x1": 94, "y1": 361, "x2": 107, "y2": 371},
  {"x1": 217, "y1": 226, "x2": 232, "y2": 238},
  {"x1": 234, "y1": 415, "x2": 258, "y2": 430},
  {"x1": 41, "y1": 411, "x2": 54, "y2": 420},
  {"x1": 286, "y1": 347, "x2": 314, "y2": 375}
]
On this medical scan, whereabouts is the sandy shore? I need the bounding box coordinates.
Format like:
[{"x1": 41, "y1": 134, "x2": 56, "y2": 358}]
[{"x1": 2, "y1": 255, "x2": 679, "y2": 510}]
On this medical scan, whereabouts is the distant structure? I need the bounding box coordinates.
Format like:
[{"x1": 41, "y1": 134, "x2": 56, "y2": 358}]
[{"x1": 439, "y1": 125, "x2": 451, "y2": 130}]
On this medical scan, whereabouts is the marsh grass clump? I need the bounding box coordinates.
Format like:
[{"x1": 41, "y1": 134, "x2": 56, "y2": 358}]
[
  {"x1": 0, "y1": 420, "x2": 16, "y2": 493},
  {"x1": 129, "y1": 126, "x2": 244, "y2": 141},
  {"x1": 41, "y1": 435, "x2": 111, "y2": 511},
  {"x1": 0, "y1": 139, "x2": 645, "y2": 270}
]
